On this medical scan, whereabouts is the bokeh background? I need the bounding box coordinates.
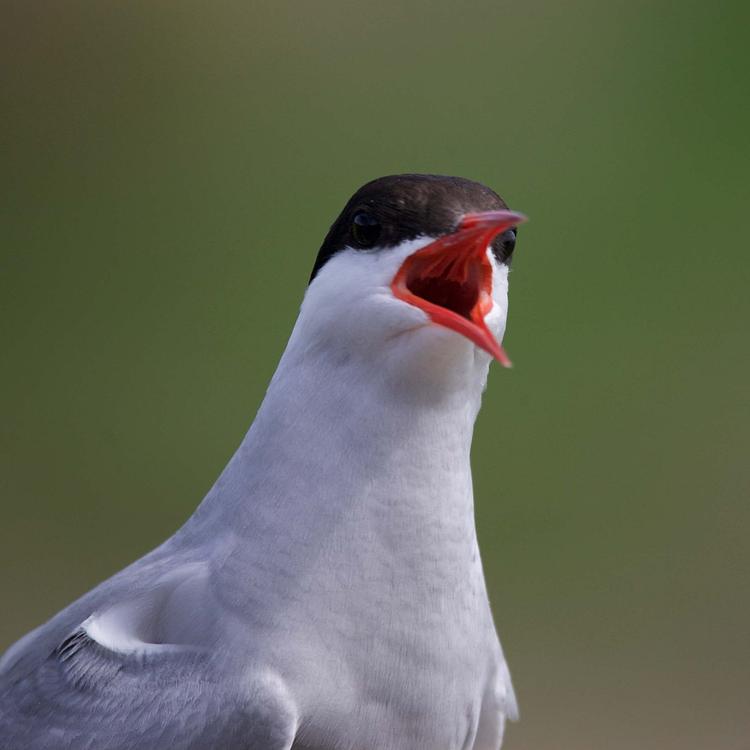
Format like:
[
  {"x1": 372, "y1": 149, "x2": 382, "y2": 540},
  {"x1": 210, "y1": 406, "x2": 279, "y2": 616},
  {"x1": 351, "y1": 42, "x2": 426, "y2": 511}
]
[{"x1": 2, "y1": 2, "x2": 749, "y2": 748}]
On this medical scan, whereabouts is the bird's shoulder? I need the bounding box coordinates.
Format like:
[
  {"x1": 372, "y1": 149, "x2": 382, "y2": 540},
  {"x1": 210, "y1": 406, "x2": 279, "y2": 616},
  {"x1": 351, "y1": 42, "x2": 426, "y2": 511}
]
[
  {"x1": 0, "y1": 556, "x2": 298, "y2": 750},
  {"x1": 0, "y1": 629, "x2": 296, "y2": 750}
]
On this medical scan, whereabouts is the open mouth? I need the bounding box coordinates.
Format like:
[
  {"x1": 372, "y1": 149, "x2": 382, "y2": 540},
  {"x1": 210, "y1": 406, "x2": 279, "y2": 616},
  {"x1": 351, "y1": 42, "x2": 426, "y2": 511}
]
[{"x1": 391, "y1": 209, "x2": 526, "y2": 367}]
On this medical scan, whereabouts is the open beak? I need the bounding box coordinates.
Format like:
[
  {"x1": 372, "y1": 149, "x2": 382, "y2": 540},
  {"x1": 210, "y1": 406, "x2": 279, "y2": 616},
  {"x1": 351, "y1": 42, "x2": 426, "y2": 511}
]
[{"x1": 391, "y1": 209, "x2": 527, "y2": 367}]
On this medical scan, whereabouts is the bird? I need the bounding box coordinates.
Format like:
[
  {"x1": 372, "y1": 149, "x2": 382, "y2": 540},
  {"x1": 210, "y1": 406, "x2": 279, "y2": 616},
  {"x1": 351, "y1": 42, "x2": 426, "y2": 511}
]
[{"x1": 0, "y1": 173, "x2": 526, "y2": 750}]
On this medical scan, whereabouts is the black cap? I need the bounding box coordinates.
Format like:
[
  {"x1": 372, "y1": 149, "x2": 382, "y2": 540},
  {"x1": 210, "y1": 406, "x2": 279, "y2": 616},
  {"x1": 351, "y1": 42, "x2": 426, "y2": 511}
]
[{"x1": 310, "y1": 174, "x2": 517, "y2": 282}]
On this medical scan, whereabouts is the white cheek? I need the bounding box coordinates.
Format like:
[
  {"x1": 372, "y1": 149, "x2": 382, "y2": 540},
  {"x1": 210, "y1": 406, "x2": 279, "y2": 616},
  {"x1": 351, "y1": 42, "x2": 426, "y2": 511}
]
[
  {"x1": 485, "y1": 257, "x2": 510, "y2": 339},
  {"x1": 298, "y1": 238, "x2": 435, "y2": 352},
  {"x1": 306, "y1": 238, "x2": 433, "y2": 304}
]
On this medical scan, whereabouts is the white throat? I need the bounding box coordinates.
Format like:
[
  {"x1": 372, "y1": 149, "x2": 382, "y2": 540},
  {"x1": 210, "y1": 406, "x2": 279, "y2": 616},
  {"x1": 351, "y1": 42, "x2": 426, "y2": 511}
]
[
  {"x1": 198, "y1": 329, "x2": 488, "y2": 538},
  {"x1": 188, "y1": 306, "x2": 495, "y2": 600}
]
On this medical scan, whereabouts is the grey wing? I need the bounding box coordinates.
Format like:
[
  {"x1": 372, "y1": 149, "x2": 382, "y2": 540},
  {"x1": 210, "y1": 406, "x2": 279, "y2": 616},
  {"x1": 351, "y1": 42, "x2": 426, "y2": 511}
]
[
  {"x1": 0, "y1": 629, "x2": 261, "y2": 750},
  {"x1": 0, "y1": 559, "x2": 298, "y2": 750}
]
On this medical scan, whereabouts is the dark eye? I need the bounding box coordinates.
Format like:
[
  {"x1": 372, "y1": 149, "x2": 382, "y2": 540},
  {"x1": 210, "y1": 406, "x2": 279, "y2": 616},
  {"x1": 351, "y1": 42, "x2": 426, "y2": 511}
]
[
  {"x1": 352, "y1": 211, "x2": 381, "y2": 248},
  {"x1": 492, "y1": 228, "x2": 517, "y2": 265}
]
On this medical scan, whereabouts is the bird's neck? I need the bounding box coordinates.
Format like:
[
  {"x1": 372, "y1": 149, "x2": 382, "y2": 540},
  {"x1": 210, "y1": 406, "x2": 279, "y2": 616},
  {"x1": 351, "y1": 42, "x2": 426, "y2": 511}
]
[{"x1": 191, "y1": 339, "x2": 489, "y2": 564}]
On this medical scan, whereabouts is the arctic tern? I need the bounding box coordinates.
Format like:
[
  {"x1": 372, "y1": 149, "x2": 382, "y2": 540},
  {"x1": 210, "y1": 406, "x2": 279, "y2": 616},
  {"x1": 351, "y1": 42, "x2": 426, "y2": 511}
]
[{"x1": 0, "y1": 173, "x2": 526, "y2": 750}]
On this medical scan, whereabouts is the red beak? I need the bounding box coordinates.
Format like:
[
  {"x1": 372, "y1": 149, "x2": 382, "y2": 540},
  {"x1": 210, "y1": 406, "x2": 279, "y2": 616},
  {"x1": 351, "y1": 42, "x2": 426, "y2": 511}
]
[{"x1": 391, "y1": 209, "x2": 527, "y2": 367}]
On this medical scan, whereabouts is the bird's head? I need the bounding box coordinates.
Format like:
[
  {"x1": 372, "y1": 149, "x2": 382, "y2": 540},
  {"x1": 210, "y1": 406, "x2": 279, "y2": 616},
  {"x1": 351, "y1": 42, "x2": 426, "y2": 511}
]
[{"x1": 296, "y1": 174, "x2": 526, "y2": 392}]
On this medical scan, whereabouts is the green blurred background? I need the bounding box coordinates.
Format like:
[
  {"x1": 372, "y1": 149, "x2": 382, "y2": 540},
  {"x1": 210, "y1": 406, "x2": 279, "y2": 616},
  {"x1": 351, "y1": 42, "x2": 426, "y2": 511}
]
[{"x1": 2, "y1": 2, "x2": 748, "y2": 748}]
